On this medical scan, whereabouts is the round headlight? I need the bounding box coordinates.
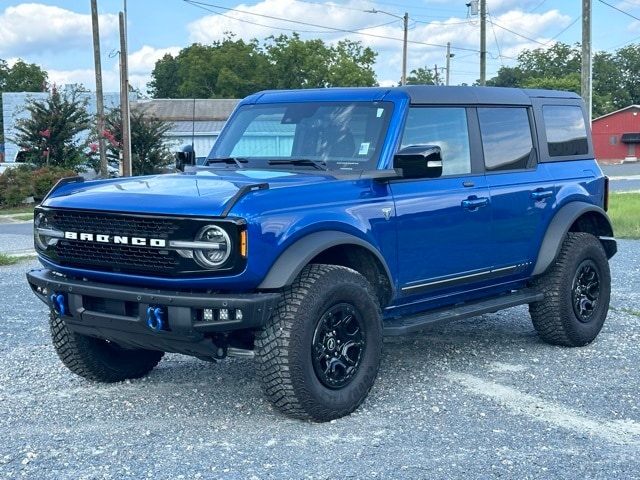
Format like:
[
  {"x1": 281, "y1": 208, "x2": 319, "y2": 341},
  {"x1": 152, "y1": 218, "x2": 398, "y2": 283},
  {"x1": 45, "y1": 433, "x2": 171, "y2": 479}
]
[
  {"x1": 193, "y1": 225, "x2": 232, "y2": 269},
  {"x1": 34, "y1": 213, "x2": 60, "y2": 251}
]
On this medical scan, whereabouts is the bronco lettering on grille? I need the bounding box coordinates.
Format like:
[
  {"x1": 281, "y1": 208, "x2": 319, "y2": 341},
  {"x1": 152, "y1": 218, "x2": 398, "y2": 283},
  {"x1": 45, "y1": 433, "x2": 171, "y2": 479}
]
[{"x1": 64, "y1": 231, "x2": 167, "y2": 247}]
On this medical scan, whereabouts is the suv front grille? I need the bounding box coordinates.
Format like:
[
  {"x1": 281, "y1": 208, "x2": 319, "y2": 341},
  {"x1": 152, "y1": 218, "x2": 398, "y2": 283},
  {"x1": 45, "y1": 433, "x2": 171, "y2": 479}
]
[
  {"x1": 36, "y1": 208, "x2": 246, "y2": 277},
  {"x1": 46, "y1": 210, "x2": 183, "y2": 275},
  {"x1": 56, "y1": 242, "x2": 179, "y2": 272},
  {"x1": 51, "y1": 210, "x2": 180, "y2": 238}
]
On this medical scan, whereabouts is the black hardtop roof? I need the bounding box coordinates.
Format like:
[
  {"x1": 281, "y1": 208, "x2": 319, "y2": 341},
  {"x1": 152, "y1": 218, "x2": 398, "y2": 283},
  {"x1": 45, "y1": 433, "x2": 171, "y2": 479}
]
[
  {"x1": 397, "y1": 85, "x2": 583, "y2": 105},
  {"x1": 244, "y1": 85, "x2": 584, "y2": 107}
]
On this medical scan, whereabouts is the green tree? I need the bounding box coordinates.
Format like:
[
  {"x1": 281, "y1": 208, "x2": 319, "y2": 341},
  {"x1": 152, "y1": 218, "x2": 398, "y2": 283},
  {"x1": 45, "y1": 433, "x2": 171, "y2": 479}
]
[
  {"x1": 591, "y1": 51, "x2": 620, "y2": 117},
  {"x1": 2, "y1": 59, "x2": 48, "y2": 91},
  {"x1": 11, "y1": 85, "x2": 92, "y2": 171},
  {"x1": 0, "y1": 59, "x2": 48, "y2": 150},
  {"x1": 149, "y1": 36, "x2": 270, "y2": 99},
  {"x1": 485, "y1": 41, "x2": 640, "y2": 117},
  {"x1": 487, "y1": 42, "x2": 582, "y2": 91},
  {"x1": 264, "y1": 34, "x2": 377, "y2": 88},
  {"x1": 517, "y1": 43, "x2": 581, "y2": 79},
  {"x1": 485, "y1": 66, "x2": 526, "y2": 87},
  {"x1": 103, "y1": 107, "x2": 174, "y2": 176},
  {"x1": 148, "y1": 33, "x2": 378, "y2": 98},
  {"x1": 328, "y1": 39, "x2": 377, "y2": 87},
  {"x1": 612, "y1": 44, "x2": 640, "y2": 109},
  {"x1": 147, "y1": 53, "x2": 181, "y2": 98},
  {"x1": 406, "y1": 67, "x2": 436, "y2": 85},
  {"x1": 264, "y1": 34, "x2": 331, "y2": 89}
]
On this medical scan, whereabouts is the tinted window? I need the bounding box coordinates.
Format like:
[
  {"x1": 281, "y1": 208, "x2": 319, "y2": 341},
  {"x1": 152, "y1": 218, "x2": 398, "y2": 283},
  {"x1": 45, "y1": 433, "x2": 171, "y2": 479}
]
[
  {"x1": 401, "y1": 107, "x2": 471, "y2": 175},
  {"x1": 478, "y1": 107, "x2": 533, "y2": 171},
  {"x1": 542, "y1": 105, "x2": 589, "y2": 157}
]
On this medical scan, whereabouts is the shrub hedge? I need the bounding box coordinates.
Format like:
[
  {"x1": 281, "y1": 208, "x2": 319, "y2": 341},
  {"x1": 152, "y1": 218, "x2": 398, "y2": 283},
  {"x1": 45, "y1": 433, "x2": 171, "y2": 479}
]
[{"x1": 0, "y1": 165, "x2": 77, "y2": 208}]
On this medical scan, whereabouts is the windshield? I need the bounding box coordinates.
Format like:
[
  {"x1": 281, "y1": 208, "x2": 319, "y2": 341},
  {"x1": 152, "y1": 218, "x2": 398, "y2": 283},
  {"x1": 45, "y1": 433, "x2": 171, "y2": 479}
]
[{"x1": 209, "y1": 101, "x2": 393, "y2": 171}]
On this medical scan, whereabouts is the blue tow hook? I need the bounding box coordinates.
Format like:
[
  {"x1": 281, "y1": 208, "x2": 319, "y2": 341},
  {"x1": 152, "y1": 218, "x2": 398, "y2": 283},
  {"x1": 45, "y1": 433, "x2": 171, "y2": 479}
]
[
  {"x1": 147, "y1": 306, "x2": 164, "y2": 332},
  {"x1": 49, "y1": 293, "x2": 66, "y2": 316}
]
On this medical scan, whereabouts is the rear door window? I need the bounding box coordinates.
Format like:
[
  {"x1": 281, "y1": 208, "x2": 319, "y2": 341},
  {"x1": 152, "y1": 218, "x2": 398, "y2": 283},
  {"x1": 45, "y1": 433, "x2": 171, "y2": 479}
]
[{"x1": 478, "y1": 107, "x2": 534, "y2": 171}]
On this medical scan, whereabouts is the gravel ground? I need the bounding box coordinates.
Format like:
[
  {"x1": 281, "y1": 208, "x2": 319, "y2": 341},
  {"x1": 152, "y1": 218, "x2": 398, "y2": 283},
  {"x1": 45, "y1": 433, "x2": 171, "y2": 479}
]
[{"x1": 1, "y1": 241, "x2": 639, "y2": 479}]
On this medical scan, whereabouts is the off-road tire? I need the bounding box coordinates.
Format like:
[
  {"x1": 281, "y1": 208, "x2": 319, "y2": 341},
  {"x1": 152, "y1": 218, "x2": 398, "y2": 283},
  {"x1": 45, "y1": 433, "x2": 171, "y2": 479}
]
[
  {"x1": 50, "y1": 314, "x2": 164, "y2": 382},
  {"x1": 529, "y1": 232, "x2": 611, "y2": 347},
  {"x1": 255, "y1": 264, "x2": 383, "y2": 422}
]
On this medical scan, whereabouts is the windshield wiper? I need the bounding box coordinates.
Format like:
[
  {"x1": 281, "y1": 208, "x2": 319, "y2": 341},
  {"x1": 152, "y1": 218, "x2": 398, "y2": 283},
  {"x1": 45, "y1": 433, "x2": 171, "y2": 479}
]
[
  {"x1": 269, "y1": 159, "x2": 327, "y2": 170},
  {"x1": 205, "y1": 157, "x2": 248, "y2": 168}
]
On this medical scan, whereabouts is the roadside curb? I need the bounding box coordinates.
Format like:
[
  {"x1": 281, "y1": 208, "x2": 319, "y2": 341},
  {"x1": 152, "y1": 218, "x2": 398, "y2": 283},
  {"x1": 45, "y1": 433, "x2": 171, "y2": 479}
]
[{"x1": 6, "y1": 250, "x2": 36, "y2": 258}]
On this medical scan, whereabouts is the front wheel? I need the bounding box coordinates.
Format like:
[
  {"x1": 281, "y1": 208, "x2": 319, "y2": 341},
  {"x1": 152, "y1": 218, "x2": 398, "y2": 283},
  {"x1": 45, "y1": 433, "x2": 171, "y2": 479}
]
[
  {"x1": 50, "y1": 314, "x2": 164, "y2": 382},
  {"x1": 529, "y1": 232, "x2": 611, "y2": 347},
  {"x1": 255, "y1": 264, "x2": 383, "y2": 422}
]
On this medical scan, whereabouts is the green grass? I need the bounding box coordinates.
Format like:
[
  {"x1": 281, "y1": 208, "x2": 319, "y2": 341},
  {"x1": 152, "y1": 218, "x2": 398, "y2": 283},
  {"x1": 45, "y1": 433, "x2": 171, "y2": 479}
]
[
  {"x1": 608, "y1": 192, "x2": 640, "y2": 239},
  {"x1": 0, "y1": 205, "x2": 33, "y2": 221},
  {"x1": 10, "y1": 213, "x2": 33, "y2": 221},
  {"x1": 0, "y1": 253, "x2": 19, "y2": 266},
  {"x1": 0, "y1": 206, "x2": 34, "y2": 215}
]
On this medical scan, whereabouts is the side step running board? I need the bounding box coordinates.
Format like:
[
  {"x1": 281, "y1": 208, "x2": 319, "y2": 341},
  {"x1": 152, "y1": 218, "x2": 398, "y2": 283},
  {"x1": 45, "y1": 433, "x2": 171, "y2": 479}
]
[{"x1": 383, "y1": 289, "x2": 544, "y2": 337}]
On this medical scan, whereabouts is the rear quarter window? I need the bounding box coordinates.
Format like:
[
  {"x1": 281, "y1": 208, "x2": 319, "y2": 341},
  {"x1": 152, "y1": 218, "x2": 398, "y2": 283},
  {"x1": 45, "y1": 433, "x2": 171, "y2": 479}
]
[{"x1": 542, "y1": 105, "x2": 589, "y2": 157}]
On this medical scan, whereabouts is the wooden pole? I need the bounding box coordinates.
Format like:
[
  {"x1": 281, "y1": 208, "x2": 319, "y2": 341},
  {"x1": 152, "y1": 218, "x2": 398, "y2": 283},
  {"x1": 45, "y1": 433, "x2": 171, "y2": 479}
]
[
  {"x1": 91, "y1": 0, "x2": 108, "y2": 178},
  {"x1": 119, "y1": 12, "x2": 132, "y2": 176}
]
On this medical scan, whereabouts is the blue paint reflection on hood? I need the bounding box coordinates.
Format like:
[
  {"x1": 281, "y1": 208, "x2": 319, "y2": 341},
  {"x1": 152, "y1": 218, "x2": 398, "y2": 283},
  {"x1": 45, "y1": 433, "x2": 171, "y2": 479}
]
[{"x1": 41, "y1": 169, "x2": 337, "y2": 217}]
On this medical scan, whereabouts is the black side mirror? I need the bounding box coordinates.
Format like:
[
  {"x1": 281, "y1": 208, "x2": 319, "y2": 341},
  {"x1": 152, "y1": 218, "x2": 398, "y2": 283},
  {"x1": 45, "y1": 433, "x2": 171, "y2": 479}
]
[
  {"x1": 175, "y1": 145, "x2": 196, "y2": 171},
  {"x1": 394, "y1": 145, "x2": 443, "y2": 179}
]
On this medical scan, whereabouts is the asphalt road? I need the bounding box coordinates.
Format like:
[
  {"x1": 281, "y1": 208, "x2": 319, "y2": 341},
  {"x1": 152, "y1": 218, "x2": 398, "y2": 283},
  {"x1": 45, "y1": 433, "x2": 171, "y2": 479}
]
[{"x1": 1, "y1": 235, "x2": 639, "y2": 478}]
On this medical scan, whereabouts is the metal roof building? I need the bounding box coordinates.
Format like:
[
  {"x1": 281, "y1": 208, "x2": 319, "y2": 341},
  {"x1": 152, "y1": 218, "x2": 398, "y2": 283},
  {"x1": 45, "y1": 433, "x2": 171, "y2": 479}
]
[{"x1": 132, "y1": 99, "x2": 240, "y2": 158}]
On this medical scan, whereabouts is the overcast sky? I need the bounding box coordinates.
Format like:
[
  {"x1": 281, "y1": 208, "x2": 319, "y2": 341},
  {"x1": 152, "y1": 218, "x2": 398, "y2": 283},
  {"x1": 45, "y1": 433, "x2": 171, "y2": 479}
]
[{"x1": 1, "y1": 0, "x2": 640, "y2": 95}]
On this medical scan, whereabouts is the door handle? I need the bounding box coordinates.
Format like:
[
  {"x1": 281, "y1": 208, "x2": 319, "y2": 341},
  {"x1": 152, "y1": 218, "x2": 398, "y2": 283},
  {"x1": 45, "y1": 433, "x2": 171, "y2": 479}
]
[
  {"x1": 530, "y1": 189, "x2": 553, "y2": 200},
  {"x1": 461, "y1": 196, "x2": 489, "y2": 210}
]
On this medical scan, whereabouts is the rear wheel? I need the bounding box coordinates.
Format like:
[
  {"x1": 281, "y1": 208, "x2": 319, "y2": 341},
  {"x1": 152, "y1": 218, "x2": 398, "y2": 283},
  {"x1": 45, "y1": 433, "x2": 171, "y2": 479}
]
[
  {"x1": 255, "y1": 264, "x2": 383, "y2": 422},
  {"x1": 529, "y1": 232, "x2": 611, "y2": 347},
  {"x1": 50, "y1": 314, "x2": 164, "y2": 382}
]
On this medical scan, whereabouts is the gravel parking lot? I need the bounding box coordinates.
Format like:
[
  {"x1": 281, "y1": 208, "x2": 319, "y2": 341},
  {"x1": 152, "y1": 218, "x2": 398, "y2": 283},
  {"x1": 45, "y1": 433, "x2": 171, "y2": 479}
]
[{"x1": 1, "y1": 241, "x2": 639, "y2": 479}]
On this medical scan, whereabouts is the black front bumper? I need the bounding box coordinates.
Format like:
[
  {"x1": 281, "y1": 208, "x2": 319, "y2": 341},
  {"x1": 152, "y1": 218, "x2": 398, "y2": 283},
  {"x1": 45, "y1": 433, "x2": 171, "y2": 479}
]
[{"x1": 27, "y1": 268, "x2": 282, "y2": 358}]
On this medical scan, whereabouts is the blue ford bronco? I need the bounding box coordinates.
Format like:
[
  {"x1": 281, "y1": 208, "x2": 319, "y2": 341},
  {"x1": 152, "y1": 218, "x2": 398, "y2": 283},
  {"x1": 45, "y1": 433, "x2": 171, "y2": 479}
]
[{"x1": 27, "y1": 86, "x2": 616, "y2": 421}]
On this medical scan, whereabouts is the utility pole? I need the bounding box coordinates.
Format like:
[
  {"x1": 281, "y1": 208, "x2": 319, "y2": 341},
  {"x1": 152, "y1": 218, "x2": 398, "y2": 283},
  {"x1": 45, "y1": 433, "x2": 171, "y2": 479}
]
[
  {"x1": 401, "y1": 12, "x2": 408, "y2": 86},
  {"x1": 119, "y1": 11, "x2": 132, "y2": 177},
  {"x1": 91, "y1": 0, "x2": 108, "y2": 178},
  {"x1": 365, "y1": 9, "x2": 408, "y2": 85},
  {"x1": 480, "y1": 0, "x2": 486, "y2": 85},
  {"x1": 446, "y1": 42, "x2": 453, "y2": 86},
  {"x1": 581, "y1": 0, "x2": 592, "y2": 121}
]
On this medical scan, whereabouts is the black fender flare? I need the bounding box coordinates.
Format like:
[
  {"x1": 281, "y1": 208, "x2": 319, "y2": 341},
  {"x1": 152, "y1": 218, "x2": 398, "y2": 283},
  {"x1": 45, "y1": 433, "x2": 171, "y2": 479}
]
[
  {"x1": 258, "y1": 230, "x2": 393, "y2": 290},
  {"x1": 532, "y1": 201, "x2": 615, "y2": 276}
]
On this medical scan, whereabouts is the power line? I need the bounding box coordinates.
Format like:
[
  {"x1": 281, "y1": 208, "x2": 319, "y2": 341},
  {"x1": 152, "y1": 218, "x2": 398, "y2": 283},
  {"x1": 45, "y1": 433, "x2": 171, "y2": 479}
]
[
  {"x1": 597, "y1": 0, "x2": 640, "y2": 22},
  {"x1": 543, "y1": 16, "x2": 581, "y2": 44},
  {"x1": 182, "y1": 0, "x2": 481, "y2": 55}
]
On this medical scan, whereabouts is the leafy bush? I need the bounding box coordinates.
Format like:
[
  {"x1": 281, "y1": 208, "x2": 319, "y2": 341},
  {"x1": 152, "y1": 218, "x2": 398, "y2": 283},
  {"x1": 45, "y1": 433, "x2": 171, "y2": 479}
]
[
  {"x1": 11, "y1": 85, "x2": 93, "y2": 172},
  {"x1": 0, "y1": 165, "x2": 77, "y2": 208}
]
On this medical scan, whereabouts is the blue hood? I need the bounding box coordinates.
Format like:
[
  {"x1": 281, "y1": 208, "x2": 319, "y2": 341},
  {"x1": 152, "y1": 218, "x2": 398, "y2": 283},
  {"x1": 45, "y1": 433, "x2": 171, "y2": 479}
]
[{"x1": 42, "y1": 169, "x2": 337, "y2": 217}]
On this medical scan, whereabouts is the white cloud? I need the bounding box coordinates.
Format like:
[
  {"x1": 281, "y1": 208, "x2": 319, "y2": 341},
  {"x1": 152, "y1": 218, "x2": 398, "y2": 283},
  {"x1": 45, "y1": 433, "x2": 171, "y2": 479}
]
[
  {"x1": 187, "y1": 0, "x2": 368, "y2": 45},
  {"x1": 47, "y1": 68, "x2": 120, "y2": 93},
  {"x1": 128, "y1": 45, "x2": 181, "y2": 75},
  {"x1": 125, "y1": 45, "x2": 182, "y2": 95},
  {"x1": 0, "y1": 3, "x2": 119, "y2": 58}
]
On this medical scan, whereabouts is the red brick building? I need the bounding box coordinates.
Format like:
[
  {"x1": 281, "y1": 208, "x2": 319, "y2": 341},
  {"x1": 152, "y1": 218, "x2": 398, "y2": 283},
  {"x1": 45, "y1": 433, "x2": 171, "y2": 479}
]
[{"x1": 592, "y1": 105, "x2": 640, "y2": 163}]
